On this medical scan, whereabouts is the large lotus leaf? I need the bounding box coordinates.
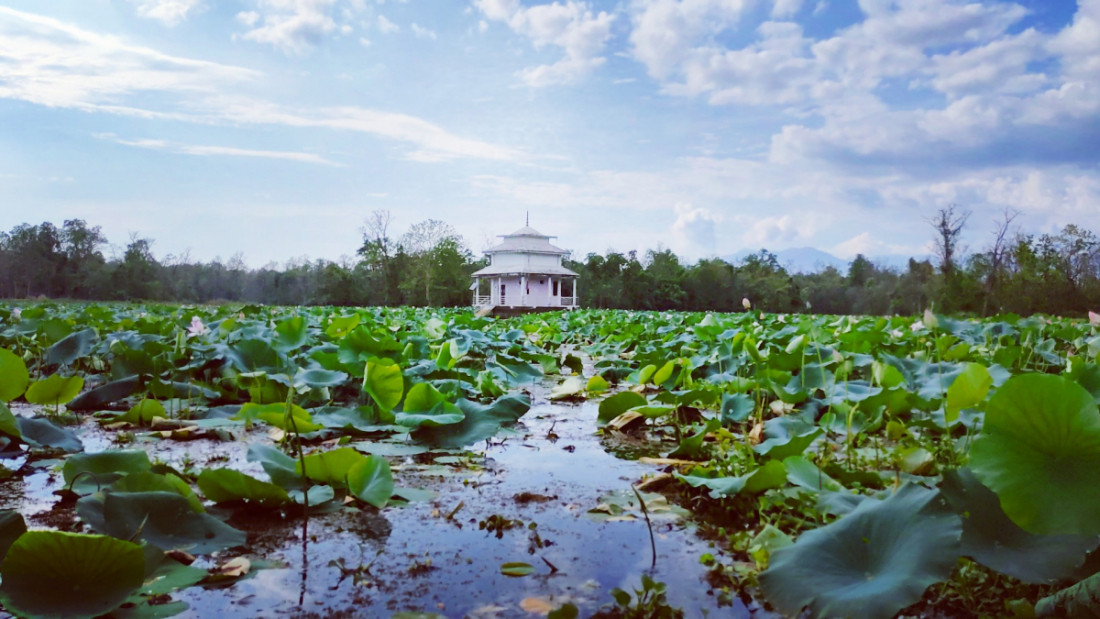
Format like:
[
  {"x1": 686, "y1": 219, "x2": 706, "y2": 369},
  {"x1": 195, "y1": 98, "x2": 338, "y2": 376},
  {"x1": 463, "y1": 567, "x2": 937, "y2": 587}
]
[
  {"x1": 17, "y1": 416, "x2": 83, "y2": 452},
  {"x1": 77, "y1": 491, "x2": 246, "y2": 554},
  {"x1": 597, "y1": 391, "x2": 647, "y2": 425},
  {"x1": 67, "y1": 375, "x2": 141, "y2": 410},
  {"x1": 759, "y1": 484, "x2": 961, "y2": 619},
  {"x1": 273, "y1": 316, "x2": 308, "y2": 352},
  {"x1": 0, "y1": 510, "x2": 27, "y2": 564},
  {"x1": 63, "y1": 451, "x2": 152, "y2": 494},
  {"x1": 234, "y1": 402, "x2": 323, "y2": 433},
  {"x1": 412, "y1": 394, "x2": 531, "y2": 449},
  {"x1": 113, "y1": 472, "x2": 205, "y2": 514},
  {"x1": 970, "y1": 373, "x2": 1100, "y2": 535},
  {"x1": 395, "y1": 383, "x2": 464, "y2": 429},
  {"x1": 0, "y1": 348, "x2": 29, "y2": 402},
  {"x1": 1036, "y1": 570, "x2": 1100, "y2": 618},
  {"x1": 0, "y1": 401, "x2": 20, "y2": 439},
  {"x1": 118, "y1": 399, "x2": 166, "y2": 425},
  {"x1": 246, "y1": 444, "x2": 304, "y2": 490},
  {"x1": 720, "y1": 392, "x2": 754, "y2": 425},
  {"x1": 338, "y1": 326, "x2": 401, "y2": 365},
  {"x1": 945, "y1": 363, "x2": 992, "y2": 424},
  {"x1": 25, "y1": 373, "x2": 84, "y2": 406},
  {"x1": 46, "y1": 328, "x2": 97, "y2": 366},
  {"x1": 364, "y1": 359, "x2": 404, "y2": 412},
  {"x1": 293, "y1": 367, "x2": 348, "y2": 390},
  {"x1": 296, "y1": 447, "x2": 365, "y2": 487},
  {"x1": 0, "y1": 531, "x2": 145, "y2": 619},
  {"x1": 824, "y1": 380, "x2": 882, "y2": 406},
  {"x1": 347, "y1": 455, "x2": 393, "y2": 508},
  {"x1": 222, "y1": 338, "x2": 283, "y2": 373},
  {"x1": 940, "y1": 468, "x2": 1098, "y2": 584},
  {"x1": 325, "y1": 313, "x2": 361, "y2": 339},
  {"x1": 667, "y1": 418, "x2": 720, "y2": 459},
  {"x1": 675, "y1": 460, "x2": 787, "y2": 498},
  {"x1": 197, "y1": 468, "x2": 290, "y2": 507}
]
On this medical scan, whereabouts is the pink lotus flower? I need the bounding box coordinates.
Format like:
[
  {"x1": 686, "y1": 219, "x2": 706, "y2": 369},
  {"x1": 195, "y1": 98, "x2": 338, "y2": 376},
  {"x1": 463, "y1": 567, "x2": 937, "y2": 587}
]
[
  {"x1": 1090, "y1": 311, "x2": 1100, "y2": 326},
  {"x1": 10, "y1": 307, "x2": 20, "y2": 321},
  {"x1": 187, "y1": 316, "x2": 209, "y2": 338}
]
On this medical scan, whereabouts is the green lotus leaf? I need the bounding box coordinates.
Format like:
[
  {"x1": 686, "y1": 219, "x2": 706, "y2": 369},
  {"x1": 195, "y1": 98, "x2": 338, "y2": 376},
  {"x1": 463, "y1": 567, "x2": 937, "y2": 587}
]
[
  {"x1": 970, "y1": 373, "x2": 1100, "y2": 535},
  {"x1": 0, "y1": 348, "x2": 29, "y2": 402},
  {"x1": 273, "y1": 315, "x2": 308, "y2": 352},
  {"x1": 325, "y1": 313, "x2": 361, "y2": 339},
  {"x1": 945, "y1": 362, "x2": 992, "y2": 424},
  {"x1": 719, "y1": 393, "x2": 754, "y2": 425},
  {"x1": 296, "y1": 447, "x2": 365, "y2": 487},
  {"x1": 76, "y1": 491, "x2": 246, "y2": 554},
  {"x1": 0, "y1": 510, "x2": 27, "y2": 565},
  {"x1": 293, "y1": 367, "x2": 348, "y2": 390},
  {"x1": 364, "y1": 359, "x2": 403, "y2": 412},
  {"x1": 67, "y1": 375, "x2": 141, "y2": 410},
  {"x1": 597, "y1": 391, "x2": 647, "y2": 425},
  {"x1": 46, "y1": 328, "x2": 97, "y2": 366},
  {"x1": 347, "y1": 455, "x2": 393, "y2": 508},
  {"x1": 395, "y1": 383, "x2": 464, "y2": 429},
  {"x1": 412, "y1": 394, "x2": 530, "y2": 449},
  {"x1": 25, "y1": 373, "x2": 84, "y2": 406},
  {"x1": 759, "y1": 484, "x2": 961, "y2": 619},
  {"x1": 63, "y1": 450, "x2": 152, "y2": 494},
  {"x1": 940, "y1": 468, "x2": 1098, "y2": 584},
  {"x1": 247, "y1": 444, "x2": 304, "y2": 490},
  {"x1": 113, "y1": 472, "x2": 205, "y2": 513},
  {"x1": 17, "y1": 416, "x2": 83, "y2": 451},
  {"x1": 0, "y1": 401, "x2": 20, "y2": 440},
  {"x1": 1036, "y1": 570, "x2": 1100, "y2": 618},
  {"x1": 234, "y1": 402, "x2": 323, "y2": 433},
  {"x1": 675, "y1": 459, "x2": 787, "y2": 498},
  {"x1": 586, "y1": 374, "x2": 610, "y2": 394},
  {"x1": 500, "y1": 562, "x2": 535, "y2": 577},
  {"x1": 0, "y1": 531, "x2": 145, "y2": 619},
  {"x1": 197, "y1": 468, "x2": 290, "y2": 507},
  {"x1": 667, "y1": 418, "x2": 720, "y2": 459},
  {"x1": 119, "y1": 398, "x2": 166, "y2": 425}
]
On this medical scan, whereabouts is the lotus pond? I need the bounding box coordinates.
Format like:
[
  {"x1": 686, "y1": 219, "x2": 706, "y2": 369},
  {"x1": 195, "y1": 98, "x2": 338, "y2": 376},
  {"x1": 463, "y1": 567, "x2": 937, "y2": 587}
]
[{"x1": 1, "y1": 303, "x2": 1100, "y2": 618}]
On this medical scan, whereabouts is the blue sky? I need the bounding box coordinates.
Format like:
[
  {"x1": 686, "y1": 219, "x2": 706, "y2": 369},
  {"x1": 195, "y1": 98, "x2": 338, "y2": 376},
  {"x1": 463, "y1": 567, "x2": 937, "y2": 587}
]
[{"x1": 0, "y1": 0, "x2": 1097, "y2": 268}]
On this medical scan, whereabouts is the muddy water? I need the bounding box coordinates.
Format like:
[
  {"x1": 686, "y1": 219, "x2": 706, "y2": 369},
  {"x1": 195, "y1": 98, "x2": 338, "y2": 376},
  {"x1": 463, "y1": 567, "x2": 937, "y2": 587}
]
[{"x1": 1, "y1": 393, "x2": 765, "y2": 618}]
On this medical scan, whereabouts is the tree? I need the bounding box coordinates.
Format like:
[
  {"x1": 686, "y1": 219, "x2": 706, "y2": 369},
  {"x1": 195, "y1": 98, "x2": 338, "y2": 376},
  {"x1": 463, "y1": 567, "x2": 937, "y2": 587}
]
[
  {"x1": 929, "y1": 204, "x2": 971, "y2": 310},
  {"x1": 60, "y1": 219, "x2": 107, "y2": 298},
  {"x1": 399, "y1": 219, "x2": 467, "y2": 306},
  {"x1": 358, "y1": 210, "x2": 400, "y2": 305},
  {"x1": 113, "y1": 235, "x2": 160, "y2": 300}
]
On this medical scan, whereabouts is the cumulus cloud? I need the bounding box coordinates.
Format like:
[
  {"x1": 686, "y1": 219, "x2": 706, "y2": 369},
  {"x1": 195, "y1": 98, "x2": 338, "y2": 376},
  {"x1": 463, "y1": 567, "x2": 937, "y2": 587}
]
[
  {"x1": 128, "y1": 0, "x2": 204, "y2": 26},
  {"x1": 474, "y1": 0, "x2": 615, "y2": 86},
  {"x1": 410, "y1": 23, "x2": 436, "y2": 39},
  {"x1": 671, "y1": 202, "x2": 717, "y2": 256},
  {"x1": 377, "y1": 15, "x2": 399, "y2": 33},
  {"x1": 238, "y1": 0, "x2": 342, "y2": 54}
]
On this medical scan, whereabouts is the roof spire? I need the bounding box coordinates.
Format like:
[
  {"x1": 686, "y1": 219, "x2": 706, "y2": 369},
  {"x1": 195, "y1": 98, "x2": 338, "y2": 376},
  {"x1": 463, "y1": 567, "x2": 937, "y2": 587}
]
[{"x1": 526, "y1": 210, "x2": 529, "y2": 226}]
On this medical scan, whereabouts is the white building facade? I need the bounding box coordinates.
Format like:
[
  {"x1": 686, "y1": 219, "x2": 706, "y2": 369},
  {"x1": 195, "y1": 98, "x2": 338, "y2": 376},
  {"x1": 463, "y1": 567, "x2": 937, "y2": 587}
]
[{"x1": 471, "y1": 226, "x2": 579, "y2": 310}]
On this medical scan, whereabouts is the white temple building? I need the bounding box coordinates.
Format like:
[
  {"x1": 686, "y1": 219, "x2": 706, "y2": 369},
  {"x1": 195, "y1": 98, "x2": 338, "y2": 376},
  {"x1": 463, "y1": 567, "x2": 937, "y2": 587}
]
[{"x1": 471, "y1": 225, "x2": 579, "y2": 312}]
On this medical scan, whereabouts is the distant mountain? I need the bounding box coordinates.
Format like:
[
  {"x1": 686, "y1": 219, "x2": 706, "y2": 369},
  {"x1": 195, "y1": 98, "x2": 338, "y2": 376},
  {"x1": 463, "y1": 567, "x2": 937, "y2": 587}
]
[{"x1": 724, "y1": 247, "x2": 846, "y2": 274}]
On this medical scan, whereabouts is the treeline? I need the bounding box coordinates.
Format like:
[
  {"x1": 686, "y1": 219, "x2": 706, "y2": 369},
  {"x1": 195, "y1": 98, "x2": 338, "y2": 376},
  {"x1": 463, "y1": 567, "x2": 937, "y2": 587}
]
[{"x1": 2, "y1": 207, "x2": 1098, "y2": 316}]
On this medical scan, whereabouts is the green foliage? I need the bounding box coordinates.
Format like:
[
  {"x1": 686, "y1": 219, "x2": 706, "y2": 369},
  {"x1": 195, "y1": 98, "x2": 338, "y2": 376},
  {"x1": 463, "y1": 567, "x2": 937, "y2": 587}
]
[
  {"x1": 0, "y1": 531, "x2": 146, "y2": 619},
  {"x1": 25, "y1": 373, "x2": 84, "y2": 407},
  {"x1": 0, "y1": 348, "x2": 29, "y2": 402}
]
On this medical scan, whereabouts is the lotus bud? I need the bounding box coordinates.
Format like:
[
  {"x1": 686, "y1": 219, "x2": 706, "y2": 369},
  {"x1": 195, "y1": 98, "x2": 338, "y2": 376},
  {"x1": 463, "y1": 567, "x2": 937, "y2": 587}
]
[
  {"x1": 742, "y1": 298, "x2": 751, "y2": 310},
  {"x1": 922, "y1": 308, "x2": 938, "y2": 330}
]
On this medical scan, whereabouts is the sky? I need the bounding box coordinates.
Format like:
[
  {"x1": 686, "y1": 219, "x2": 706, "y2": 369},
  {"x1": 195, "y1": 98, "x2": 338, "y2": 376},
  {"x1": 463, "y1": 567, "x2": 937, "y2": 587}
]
[{"x1": 0, "y1": 0, "x2": 1097, "y2": 268}]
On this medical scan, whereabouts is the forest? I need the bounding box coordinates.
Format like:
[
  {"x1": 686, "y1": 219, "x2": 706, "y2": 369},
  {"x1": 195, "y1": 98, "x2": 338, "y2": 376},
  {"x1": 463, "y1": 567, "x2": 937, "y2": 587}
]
[{"x1": 1, "y1": 207, "x2": 1098, "y2": 317}]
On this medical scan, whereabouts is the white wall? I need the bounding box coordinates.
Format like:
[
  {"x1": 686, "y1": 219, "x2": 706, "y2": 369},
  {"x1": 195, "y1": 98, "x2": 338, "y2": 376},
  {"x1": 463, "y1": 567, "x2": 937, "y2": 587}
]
[{"x1": 492, "y1": 252, "x2": 560, "y2": 270}]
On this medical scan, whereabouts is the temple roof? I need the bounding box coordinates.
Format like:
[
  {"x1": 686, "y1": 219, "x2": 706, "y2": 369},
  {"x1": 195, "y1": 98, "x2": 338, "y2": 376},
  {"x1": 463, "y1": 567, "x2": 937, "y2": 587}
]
[
  {"x1": 484, "y1": 225, "x2": 569, "y2": 255},
  {"x1": 472, "y1": 264, "x2": 579, "y2": 277}
]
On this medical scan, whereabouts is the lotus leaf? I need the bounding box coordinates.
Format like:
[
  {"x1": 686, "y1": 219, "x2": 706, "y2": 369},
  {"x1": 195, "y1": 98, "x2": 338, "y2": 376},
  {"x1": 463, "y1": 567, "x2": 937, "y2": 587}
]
[
  {"x1": 940, "y1": 468, "x2": 1099, "y2": 584},
  {"x1": 0, "y1": 510, "x2": 26, "y2": 564},
  {"x1": 77, "y1": 491, "x2": 246, "y2": 554},
  {"x1": 17, "y1": 416, "x2": 83, "y2": 451},
  {"x1": 25, "y1": 373, "x2": 84, "y2": 407},
  {"x1": 945, "y1": 363, "x2": 992, "y2": 424},
  {"x1": 296, "y1": 447, "x2": 365, "y2": 486},
  {"x1": 597, "y1": 391, "x2": 647, "y2": 425},
  {"x1": 197, "y1": 468, "x2": 290, "y2": 507},
  {"x1": 1036, "y1": 571, "x2": 1100, "y2": 618},
  {"x1": 0, "y1": 348, "x2": 28, "y2": 402},
  {"x1": 412, "y1": 394, "x2": 530, "y2": 449},
  {"x1": 46, "y1": 328, "x2": 97, "y2": 366},
  {"x1": 273, "y1": 316, "x2": 308, "y2": 352},
  {"x1": 395, "y1": 383, "x2": 464, "y2": 428},
  {"x1": 759, "y1": 484, "x2": 961, "y2": 619},
  {"x1": 364, "y1": 359, "x2": 404, "y2": 412},
  {"x1": 0, "y1": 531, "x2": 145, "y2": 619},
  {"x1": 347, "y1": 455, "x2": 393, "y2": 508},
  {"x1": 63, "y1": 450, "x2": 152, "y2": 494},
  {"x1": 970, "y1": 373, "x2": 1100, "y2": 535}
]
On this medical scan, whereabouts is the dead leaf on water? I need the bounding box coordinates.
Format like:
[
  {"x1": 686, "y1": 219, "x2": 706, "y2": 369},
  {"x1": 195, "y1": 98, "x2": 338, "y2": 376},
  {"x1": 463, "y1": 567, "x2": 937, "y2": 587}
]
[{"x1": 520, "y1": 597, "x2": 554, "y2": 614}]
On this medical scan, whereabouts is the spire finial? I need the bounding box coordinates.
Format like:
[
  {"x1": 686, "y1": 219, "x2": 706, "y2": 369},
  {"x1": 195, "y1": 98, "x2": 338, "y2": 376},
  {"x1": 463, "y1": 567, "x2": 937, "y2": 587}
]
[{"x1": 526, "y1": 210, "x2": 529, "y2": 226}]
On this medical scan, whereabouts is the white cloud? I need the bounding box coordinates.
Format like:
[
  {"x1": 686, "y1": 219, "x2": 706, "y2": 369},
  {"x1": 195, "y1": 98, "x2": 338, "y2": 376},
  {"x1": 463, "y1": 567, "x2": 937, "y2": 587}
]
[
  {"x1": 95, "y1": 133, "x2": 344, "y2": 166},
  {"x1": 0, "y1": 8, "x2": 521, "y2": 163},
  {"x1": 410, "y1": 23, "x2": 436, "y2": 39},
  {"x1": 671, "y1": 202, "x2": 717, "y2": 257},
  {"x1": 771, "y1": 0, "x2": 802, "y2": 18},
  {"x1": 236, "y1": 10, "x2": 261, "y2": 26},
  {"x1": 832, "y1": 232, "x2": 920, "y2": 259},
  {"x1": 377, "y1": 14, "x2": 399, "y2": 33},
  {"x1": 474, "y1": 0, "x2": 615, "y2": 86},
  {"x1": 127, "y1": 0, "x2": 204, "y2": 26},
  {"x1": 478, "y1": 19, "x2": 489, "y2": 33},
  {"x1": 239, "y1": 0, "x2": 341, "y2": 54}
]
